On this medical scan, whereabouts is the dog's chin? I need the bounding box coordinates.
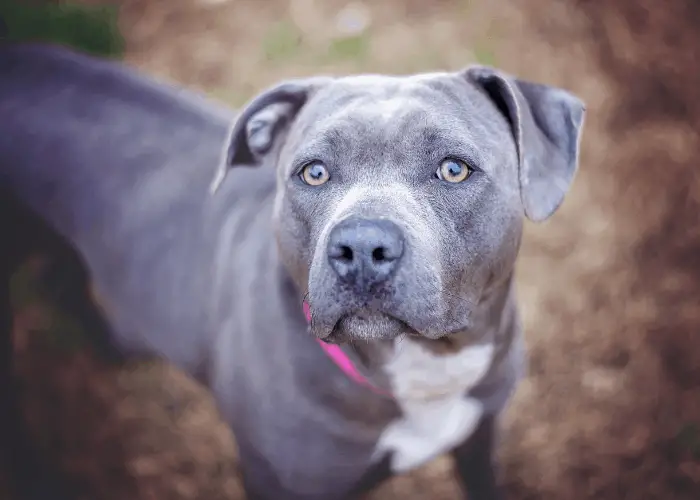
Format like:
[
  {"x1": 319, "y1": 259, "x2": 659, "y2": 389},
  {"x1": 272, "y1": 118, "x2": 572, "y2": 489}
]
[{"x1": 326, "y1": 311, "x2": 414, "y2": 344}]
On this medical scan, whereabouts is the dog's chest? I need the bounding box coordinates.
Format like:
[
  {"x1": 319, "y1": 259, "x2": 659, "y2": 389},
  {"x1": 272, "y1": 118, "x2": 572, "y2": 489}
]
[{"x1": 373, "y1": 340, "x2": 494, "y2": 473}]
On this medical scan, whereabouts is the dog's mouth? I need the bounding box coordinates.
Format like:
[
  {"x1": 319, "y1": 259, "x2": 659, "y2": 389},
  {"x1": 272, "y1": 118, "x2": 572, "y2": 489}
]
[{"x1": 323, "y1": 310, "x2": 418, "y2": 344}]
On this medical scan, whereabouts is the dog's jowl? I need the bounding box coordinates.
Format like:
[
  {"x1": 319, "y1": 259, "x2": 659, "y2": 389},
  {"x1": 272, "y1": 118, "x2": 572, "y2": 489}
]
[{"x1": 0, "y1": 44, "x2": 585, "y2": 500}]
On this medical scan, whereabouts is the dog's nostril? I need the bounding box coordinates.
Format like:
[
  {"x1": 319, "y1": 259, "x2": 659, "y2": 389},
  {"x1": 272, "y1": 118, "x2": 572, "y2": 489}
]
[
  {"x1": 327, "y1": 218, "x2": 405, "y2": 284},
  {"x1": 340, "y1": 245, "x2": 354, "y2": 262},
  {"x1": 372, "y1": 247, "x2": 387, "y2": 262}
]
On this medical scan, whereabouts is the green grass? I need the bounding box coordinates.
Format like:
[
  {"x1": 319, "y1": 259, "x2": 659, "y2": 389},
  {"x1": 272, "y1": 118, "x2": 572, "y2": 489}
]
[
  {"x1": 9, "y1": 260, "x2": 90, "y2": 352},
  {"x1": 473, "y1": 43, "x2": 497, "y2": 66},
  {"x1": 207, "y1": 87, "x2": 251, "y2": 108},
  {"x1": 0, "y1": 0, "x2": 124, "y2": 58},
  {"x1": 675, "y1": 422, "x2": 700, "y2": 460},
  {"x1": 324, "y1": 34, "x2": 369, "y2": 63},
  {"x1": 262, "y1": 21, "x2": 302, "y2": 62},
  {"x1": 261, "y1": 19, "x2": 370, "y2": 66}
]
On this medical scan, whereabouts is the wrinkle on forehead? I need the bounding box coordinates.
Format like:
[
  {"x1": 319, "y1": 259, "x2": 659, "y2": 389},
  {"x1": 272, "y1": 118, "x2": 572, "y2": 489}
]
[
  {"x1": 291, "y1": 96, "x2": 429, "y2": 168},
  {"x1": 289, "y1": 73, "x2": 512, "y2": 175},
  {"x1": 295, "y1": 102, "x2": 488, "y2": 173},
  {"x1": 309, "y1": 76, "x2": 441, "y2": 119}
]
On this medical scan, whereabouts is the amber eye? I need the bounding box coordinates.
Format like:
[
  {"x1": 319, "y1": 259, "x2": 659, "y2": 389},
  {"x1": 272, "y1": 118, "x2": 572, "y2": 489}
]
[
  {"x1": 436, "y1": 158, "x2": 473, "y2": 183},
  {"x1": 300, "y1": 161, "x2": 330, "y2": 186}
]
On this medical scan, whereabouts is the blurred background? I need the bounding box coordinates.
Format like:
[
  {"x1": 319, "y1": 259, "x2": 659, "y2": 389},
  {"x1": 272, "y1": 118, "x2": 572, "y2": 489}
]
[{"x1": 1, "y1": 0, "x2": 699, "y2": 499}]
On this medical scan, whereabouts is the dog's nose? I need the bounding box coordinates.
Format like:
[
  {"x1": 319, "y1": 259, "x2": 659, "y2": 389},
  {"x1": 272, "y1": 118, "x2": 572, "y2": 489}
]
[{"x1": 327, "y1": 218, "x2": 405, "y2": 287}]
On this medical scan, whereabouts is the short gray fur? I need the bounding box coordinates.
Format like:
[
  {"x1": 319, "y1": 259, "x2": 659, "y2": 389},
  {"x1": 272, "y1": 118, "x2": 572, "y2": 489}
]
[{"x1": 0, "y1": 44, "x2": 585, "y2": 500}]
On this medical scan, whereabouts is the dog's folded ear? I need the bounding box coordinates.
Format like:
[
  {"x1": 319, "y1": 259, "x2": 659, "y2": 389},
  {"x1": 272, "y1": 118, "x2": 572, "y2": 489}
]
[
  {"x1": 210, "y1": 77, "x2": 331, "y2": 193},
  {"x1": 464, "y1": 66, "x2": 586, "y2": 222}
]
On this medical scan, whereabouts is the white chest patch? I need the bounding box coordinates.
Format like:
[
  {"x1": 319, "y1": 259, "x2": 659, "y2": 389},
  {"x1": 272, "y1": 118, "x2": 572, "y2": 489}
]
[{"x1": 373, "y1": 339, "x2": 495, "y2": 473}]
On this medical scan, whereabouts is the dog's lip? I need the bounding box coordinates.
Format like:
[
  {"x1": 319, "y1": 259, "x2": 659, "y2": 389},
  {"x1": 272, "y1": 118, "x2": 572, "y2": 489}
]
[
  {"x1": 414, "y1": 325, "x2": 469, "y2": 340},
  {"x1": 322, "y1": 312, "x2": 472, "y2": 340},
  {"x1": 323, "y1": 310, "x2": 419, "y2": 342},
  {"x1": 307, "y1": 303, "x2": 473, "y2": 340}
]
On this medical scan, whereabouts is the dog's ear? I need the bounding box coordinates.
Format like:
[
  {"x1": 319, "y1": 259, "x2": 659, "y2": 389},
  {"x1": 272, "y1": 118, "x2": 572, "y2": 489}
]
[
  {"x1": 463, "y1": 66, "x2": 586, "y2": 222},
  {"x1": 210, "y1": 77, "x2": 331, "y2": 193}
]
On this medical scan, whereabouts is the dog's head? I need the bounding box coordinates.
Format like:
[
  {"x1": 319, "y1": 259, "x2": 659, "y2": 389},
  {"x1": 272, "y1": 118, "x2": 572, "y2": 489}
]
[{"x1": 214, "y1": 67, "x2": 585, "y2": 343}]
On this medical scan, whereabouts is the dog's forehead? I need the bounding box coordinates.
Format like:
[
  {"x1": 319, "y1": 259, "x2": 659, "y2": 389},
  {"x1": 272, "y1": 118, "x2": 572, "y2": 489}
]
[
  {"x1": 310, "y1": 73, "x2": 457, "y2": 121},
  {"x1": 293, "y1": 73, "x2": 473, "y2": 151},
  {"x1": 291, "y1": 72, "x2": 510, "y2": 171},
  {"x1": 334, "y1": 72, "x2": 452, "y2": 94}
]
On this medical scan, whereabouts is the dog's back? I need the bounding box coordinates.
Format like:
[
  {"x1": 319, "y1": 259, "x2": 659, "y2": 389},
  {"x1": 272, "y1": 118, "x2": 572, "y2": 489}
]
[
  {"x1": 0, "y1": 43, "x2": 239, "y2": 372},
  {"x1": 0, "y1": 43, "x2": 231, "y2": 243}
]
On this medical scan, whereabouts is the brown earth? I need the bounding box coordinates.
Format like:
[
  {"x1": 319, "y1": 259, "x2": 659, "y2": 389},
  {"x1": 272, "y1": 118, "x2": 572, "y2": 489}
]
[{"x1": 3, "y1": 0, "x2": 700, "y2": 499}]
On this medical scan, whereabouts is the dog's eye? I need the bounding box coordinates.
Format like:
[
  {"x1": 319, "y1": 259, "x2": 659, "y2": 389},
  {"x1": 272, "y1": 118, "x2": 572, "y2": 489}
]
[
  {"x1": 300, "y1": 161, "x2": 330, "y2": 186},
  {"x1": 436, "y1": 158, "x2": 473, "y2": 183}
]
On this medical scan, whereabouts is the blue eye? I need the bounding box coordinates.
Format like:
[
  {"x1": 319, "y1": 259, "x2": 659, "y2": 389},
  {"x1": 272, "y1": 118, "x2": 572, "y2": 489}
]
[
  {"x1": 436, "y1": 158, "x2": 473, "y2": 183},
  {"x1": 300, "y1": 161, "x2": 330, "y2": 186}
]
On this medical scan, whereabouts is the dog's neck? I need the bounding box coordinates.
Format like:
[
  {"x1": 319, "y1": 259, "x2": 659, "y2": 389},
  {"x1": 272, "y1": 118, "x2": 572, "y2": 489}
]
[{"x1": 315, "y1": 277, "x2": 518, "y2": 397}]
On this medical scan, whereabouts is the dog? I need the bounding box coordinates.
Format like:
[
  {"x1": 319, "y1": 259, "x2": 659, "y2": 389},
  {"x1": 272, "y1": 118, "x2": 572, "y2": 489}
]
[{"x1": 0, "y1": 43, "x2": 585, "y2": 500}]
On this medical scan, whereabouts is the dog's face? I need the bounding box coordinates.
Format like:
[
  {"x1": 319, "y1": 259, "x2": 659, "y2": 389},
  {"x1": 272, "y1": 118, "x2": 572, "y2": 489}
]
[{"x1": 215, "y1": 67, "x2": 585, "y2": 343}]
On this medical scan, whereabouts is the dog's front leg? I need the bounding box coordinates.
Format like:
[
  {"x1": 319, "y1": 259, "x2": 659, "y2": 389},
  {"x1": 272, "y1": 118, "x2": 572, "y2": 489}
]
[{"x1": 451, "y1": 414, "x2": 504, "y2": 500}]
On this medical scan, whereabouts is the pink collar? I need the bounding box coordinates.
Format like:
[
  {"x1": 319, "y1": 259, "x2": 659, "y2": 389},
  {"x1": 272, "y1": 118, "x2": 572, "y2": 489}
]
[{"x1": 304, "y1": 302, "x2": 390, "y2": 397}]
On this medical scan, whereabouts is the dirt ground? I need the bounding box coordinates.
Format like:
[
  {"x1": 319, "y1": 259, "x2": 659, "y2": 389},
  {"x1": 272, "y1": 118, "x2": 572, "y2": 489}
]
[{"x1": 3, "y1": 0, "x2": 700, "y2": 499}]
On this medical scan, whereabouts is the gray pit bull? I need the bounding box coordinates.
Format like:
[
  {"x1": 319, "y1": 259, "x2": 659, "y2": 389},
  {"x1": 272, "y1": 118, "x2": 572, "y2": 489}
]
[{"x1": 0, "y1": 43, "x2": 585, "y2": 500}]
